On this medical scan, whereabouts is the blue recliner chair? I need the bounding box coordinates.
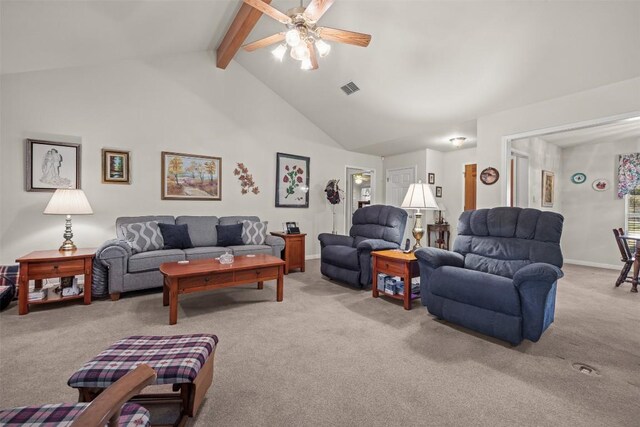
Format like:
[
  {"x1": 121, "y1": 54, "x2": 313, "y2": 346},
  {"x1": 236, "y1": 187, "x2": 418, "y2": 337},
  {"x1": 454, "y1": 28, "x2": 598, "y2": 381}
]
[
  {"x1": 318, "y1": 205, "x2": 408, "y2": 288},
  {"x1": 415, "y1": 207, "x2": 563, "y2": 345}
]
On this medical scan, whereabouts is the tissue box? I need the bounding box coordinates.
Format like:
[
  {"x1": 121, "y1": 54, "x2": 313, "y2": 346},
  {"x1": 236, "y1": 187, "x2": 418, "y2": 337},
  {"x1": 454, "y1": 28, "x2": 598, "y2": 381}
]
[
  {"x1": 377, "y1": 273, "x2": 387, "y2": 292},
  {"x1": 395, "y1": 278, "x2": 421, "y2": 296}
]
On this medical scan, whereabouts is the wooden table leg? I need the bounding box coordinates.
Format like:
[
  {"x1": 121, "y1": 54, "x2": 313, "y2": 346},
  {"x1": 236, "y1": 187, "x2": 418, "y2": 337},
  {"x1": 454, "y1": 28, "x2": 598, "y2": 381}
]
[
  {"x1": 169, "y1": 278, "x2": 179, "y2": 325},
  {"x1": 403, "y1": 264, "x2": 411, "y2": 310},
  {"x1": 276, "y1": 266, "x2": 283, "y2": 302},
  {"x1": 163, "y1": 277, "x2": 169, "y2": 307},
  {"x1": 372, "y1": 256, "x2": 379, "y2": 298},
  {"x1": 84, "y1": 259, "x2": 92, "y2": 305},
  {"x1": 632, "y1": 246, "x2": 640, "y2": 293},
  {"x1": 257, "y1": 281, "x2": 264, "y2": 290},
  {"x1": 18, "y1": 263, "x2": 28, "y2": 315}
]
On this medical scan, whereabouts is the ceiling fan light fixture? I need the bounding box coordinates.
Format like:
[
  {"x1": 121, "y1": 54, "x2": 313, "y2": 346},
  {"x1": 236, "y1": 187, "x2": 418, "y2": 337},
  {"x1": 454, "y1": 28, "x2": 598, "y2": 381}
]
[
  {"x1": 271, "y1": 44, "x2": 287, "y2": 61},
  {"x1": 285, "y1": 28, "x2": 301, "y2": 47},
  {"x1": 315, "y1": 39, "x2": 331, "y2": 57},
  {"x1": 290, "y1": 42, "x2": 310, "y2": 61},
  {"x1": 300, "y1": 58, "x2": 313, "y2": 70},
  {"x1": 450, "y1": 137, "x2": 466, "y2": 147}
]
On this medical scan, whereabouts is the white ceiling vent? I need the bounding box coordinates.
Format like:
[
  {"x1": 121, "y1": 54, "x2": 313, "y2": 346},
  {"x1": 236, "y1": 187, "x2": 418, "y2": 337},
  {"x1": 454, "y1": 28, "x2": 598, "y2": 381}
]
[{"x1": 340, "y1": 82, "x2": 360, "y2": 95}]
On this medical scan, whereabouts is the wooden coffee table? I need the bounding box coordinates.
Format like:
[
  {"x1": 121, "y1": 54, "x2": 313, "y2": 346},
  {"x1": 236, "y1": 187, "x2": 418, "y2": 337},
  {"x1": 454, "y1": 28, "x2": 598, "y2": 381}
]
[{"x1": 159, "y1": 254, "x2": 285, "y2": 325}]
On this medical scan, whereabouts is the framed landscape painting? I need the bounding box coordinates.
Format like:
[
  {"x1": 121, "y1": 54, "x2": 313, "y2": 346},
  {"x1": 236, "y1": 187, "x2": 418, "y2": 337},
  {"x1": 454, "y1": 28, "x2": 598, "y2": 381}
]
[
  {"x1": 276, "y1": 152, "x2": 309, "y2": 208},
  {"x1": 26, "y1": 139, "x2": 81, "y2": 192},
  {"x1": 102, "y1": 149, "x2": 130, "y2": 184},
  {"x1": 541, "y1": 170, "x2": 554, "y2": 207},
  {"x1": 161, "y1": 152, "x2": 221, "y2": 201}
]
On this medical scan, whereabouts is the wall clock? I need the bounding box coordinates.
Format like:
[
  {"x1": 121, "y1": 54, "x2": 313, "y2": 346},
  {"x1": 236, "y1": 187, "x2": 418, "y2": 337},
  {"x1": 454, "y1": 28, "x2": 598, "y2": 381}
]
[
  {"x1": 479, "y1": 167, "x2": 499, "y2": 185},
  {"x1": 570, "y1": 172, "x2": 586, "y2": 184},
  {"x1": 592, "y1": 179, "x2": 609, "y2": 191}
]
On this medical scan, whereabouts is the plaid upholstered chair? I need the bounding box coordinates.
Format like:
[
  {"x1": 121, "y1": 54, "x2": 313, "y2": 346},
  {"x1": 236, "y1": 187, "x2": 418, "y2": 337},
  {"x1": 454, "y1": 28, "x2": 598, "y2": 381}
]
[{"x1": 0, "y1": 364, "x2": 155, "y2": 426}]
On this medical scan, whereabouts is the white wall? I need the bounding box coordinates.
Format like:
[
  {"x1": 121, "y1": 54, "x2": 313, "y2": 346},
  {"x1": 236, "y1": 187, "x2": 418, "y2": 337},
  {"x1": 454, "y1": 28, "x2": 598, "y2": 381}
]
[
  {"x1": 561, "y1": 137, "x2": 640, "y2": 268},
  {"x1": 0, "y1": 51, "x2": 383, "y2": 264},
  {"x1": 439, "y1": 147, "x2": 477, "y2": 241},
  {"x1": 476, "y1": 77, "x2": 640, "y2": 208},
  {"x1": 511, "y1": 137, "x2": 562, "y2": 212}
]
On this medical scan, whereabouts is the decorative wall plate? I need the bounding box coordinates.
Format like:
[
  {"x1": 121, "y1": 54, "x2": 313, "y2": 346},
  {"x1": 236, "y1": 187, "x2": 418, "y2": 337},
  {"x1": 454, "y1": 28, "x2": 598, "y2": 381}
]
[
  {"x1": 479, "y1": 167, "x2": 499, "y2": 185},
  {"x1": 570, "y1": 172, "x2": 586, "y2": 184},
  {"x1": 592, "y1": 179, "x2": 609, "y2": 191}
]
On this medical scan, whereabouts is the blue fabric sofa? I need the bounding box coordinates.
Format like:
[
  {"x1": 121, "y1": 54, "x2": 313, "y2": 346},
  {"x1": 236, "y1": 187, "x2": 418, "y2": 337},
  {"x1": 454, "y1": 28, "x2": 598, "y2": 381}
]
[
  {"x1": 318, "y1": 205, "x2": 408, "y2": 288},
  {"x1": 415, "y1": 207, "x2": 564, "y2": 345}
]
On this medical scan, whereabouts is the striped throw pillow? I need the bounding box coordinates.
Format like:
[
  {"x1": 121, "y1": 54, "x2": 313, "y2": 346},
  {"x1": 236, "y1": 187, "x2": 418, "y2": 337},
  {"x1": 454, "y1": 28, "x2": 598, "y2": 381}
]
[
  {"x1": 241, "y1": 221, "x2": 268, "y2": 245},
  {"x1": 120, "y1": 221, "x2": 164, "y2": 253}
]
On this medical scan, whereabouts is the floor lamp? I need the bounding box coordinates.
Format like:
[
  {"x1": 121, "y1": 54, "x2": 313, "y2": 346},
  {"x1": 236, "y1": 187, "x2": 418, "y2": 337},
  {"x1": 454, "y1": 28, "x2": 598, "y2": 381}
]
[{"x1": 401, "y1": 180, "x2": 438, "y2": 250}]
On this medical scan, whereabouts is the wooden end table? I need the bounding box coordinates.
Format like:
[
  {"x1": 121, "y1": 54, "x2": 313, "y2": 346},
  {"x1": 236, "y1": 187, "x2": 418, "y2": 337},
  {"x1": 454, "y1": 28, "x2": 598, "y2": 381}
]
[
  {"x1": 160, "y1": 254, "x2": 285, "y2": 325},
  {"x1": 270, "y1": 232, "x2": 306, "y2": 274},
  {"x1": 427, "y1": 223, "x2": 451, "y2": 249},
  {"x1": 16, "y1": 248, "x2": 95, "y2": 315},
  {"x1": 372, "y1": 250, "x2": 420, "y2": 310}
]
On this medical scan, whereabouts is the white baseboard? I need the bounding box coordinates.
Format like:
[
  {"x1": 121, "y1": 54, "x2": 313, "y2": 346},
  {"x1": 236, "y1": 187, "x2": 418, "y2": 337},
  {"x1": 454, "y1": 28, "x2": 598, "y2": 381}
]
[
  {"x1": 305, "y1": 254, "x2": 321, "y2": 261},
  {"x1": 564, "y1": 259, "x2": 620, "y2": 271}
]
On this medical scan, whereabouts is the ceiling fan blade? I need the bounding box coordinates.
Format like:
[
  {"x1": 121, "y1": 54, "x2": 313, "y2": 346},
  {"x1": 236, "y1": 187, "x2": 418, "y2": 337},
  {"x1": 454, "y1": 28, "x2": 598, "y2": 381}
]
[
  {"x1": 317, "y1": 27, "x2": 371, "y2": 47},
  {"x1": 242, "y1": 33, "x2": 285, "y2": 52},
  {"x1": 307, "y1": 42, "x2": 319, "y2": 70},
  {"x1": 243, "y1": 0, "x2": 291, "y2": 24},
  {"x1": 304, "y1": 0, "x2": 335, "y2": 22}
]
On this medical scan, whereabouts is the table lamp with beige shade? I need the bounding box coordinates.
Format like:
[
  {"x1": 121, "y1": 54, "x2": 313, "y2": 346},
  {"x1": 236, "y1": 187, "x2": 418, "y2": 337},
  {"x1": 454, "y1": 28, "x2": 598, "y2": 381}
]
[
  {"x1": 401, "y1": 180, "x2": 438, "y2": 250},
  {"x1": 43, "y1": 188, "x2": 93, "y2": 251}
]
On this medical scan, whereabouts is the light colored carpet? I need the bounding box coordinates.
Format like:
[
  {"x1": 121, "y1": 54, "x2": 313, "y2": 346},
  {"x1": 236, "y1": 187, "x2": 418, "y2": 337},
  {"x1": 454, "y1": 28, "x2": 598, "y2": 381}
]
[{"x1": 0, "y1": 260, "x2": 638, "y2": 426}]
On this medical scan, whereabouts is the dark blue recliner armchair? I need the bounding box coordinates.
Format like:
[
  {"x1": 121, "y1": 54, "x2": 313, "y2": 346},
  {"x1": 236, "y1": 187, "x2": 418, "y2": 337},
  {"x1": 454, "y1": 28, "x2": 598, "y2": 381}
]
[
  {"x1": 319, "y1": 205, "x2": 408, "y2": 288},
  {"x1": 415, "y1": 207, "x2": 563, "y2": 345}
]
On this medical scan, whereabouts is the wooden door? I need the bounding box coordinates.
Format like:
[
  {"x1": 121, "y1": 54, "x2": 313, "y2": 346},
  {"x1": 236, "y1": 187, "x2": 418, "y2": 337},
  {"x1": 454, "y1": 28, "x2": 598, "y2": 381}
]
[{"x1": 464, "y1": 164, "x2": 477, "y2": 211}]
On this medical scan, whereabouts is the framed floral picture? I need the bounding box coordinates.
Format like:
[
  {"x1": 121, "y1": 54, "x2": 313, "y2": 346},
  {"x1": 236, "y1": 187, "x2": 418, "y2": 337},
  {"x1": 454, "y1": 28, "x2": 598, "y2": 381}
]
[
  {"x1": 541, "y1": 170, "x2": 554, "y2": 207},
  {"x1": 102, "y1": 149, "x2": 130, "y2": 184},
  {"x1": 276, "y1": 152, "x2": 309, "y2": 208},
  {"x1": 26, "y1": 139, "x2": 81, "y2": 192},
  {"x1": 161, "y1": 151, "x2": 221, "y2": 200}
]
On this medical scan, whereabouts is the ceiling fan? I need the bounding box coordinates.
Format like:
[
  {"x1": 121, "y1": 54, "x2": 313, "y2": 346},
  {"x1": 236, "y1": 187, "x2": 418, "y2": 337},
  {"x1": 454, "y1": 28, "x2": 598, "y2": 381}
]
[{"x1": 240, "y1": 0, "x2": 372, "y2": 70}]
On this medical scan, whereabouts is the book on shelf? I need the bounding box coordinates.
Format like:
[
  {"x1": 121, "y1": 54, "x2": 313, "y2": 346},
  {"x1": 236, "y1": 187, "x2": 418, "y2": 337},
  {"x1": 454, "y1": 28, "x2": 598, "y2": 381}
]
[{"x1": 28, "y1": 288, "x2": 48, "y2": 301}]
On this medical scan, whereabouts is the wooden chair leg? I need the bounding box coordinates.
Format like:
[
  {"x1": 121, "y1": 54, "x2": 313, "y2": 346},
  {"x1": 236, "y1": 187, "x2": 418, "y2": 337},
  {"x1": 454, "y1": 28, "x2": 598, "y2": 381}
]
[{"x1": 616, "y1": 262, "x2": 632, "y2": 287}]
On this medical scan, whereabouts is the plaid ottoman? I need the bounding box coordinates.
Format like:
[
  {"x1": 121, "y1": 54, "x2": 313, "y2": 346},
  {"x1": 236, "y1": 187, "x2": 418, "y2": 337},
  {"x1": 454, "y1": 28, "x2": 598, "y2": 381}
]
[
  {"x1": 68, "y1": 334, "x2": 218, "y2": 423},
  {"x1": 0, "y1": 402, "x2": 150, "y2": 426}
]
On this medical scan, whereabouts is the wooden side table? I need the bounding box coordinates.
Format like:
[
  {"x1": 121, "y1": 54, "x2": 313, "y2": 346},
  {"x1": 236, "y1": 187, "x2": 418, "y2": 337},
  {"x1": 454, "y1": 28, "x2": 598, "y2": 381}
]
[
  {"x1": 16, "y1": 248, "x2": 95, "y2": 315},
  {"x1": 372, "y1": 250, "x2": 420, "y2": 310},
  {"x1": 270, "y1": 232, "x2": 306, "y2": 274},
  {"x1": 427, "y1": 223, "x2": 451, "y2": 250}
]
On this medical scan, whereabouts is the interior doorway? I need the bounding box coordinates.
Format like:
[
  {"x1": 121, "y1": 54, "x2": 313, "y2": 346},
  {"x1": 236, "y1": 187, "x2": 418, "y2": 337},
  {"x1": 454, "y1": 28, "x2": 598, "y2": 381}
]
[
  {"x1": 464, "y1": 163, "x2": 477, "y2": 211},
  {"x1": 345, "y1": 167, "x2": 375, "y2": 233},
  {"x1": 509, "y1": 150, "x2": 529, "y2": 207},
  {"x1": 386, "y1": 166, "x2": 416, "y2": 245}
]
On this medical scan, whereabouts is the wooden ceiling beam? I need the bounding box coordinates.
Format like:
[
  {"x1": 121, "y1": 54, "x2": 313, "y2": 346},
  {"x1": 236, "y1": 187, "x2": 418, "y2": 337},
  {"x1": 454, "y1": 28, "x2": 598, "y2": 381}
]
[{"x1": 216, "y1": 0, "x2": 272, "y2": 69}]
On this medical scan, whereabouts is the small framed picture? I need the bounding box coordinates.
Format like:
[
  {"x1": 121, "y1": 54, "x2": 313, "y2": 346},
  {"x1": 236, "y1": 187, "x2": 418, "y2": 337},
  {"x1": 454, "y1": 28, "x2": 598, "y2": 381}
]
[
  {"x1": 435, "y1": 186, "x2": 442, "y2": 198},
  {"x1": 102, "y1": 149, "x2": 130, "y2": 184},
  {"x1": 286, "y1": 222, "x2": 300, "y2": 234},
  {"x1": 541, "y1": 170, "x2": 554, "y2": 207},
  {"x1": 26, "y1": 139, "x2": 81, "y2": 192},
  {"x1": 428, "y1": 173, "x2": 435, "y2": 184}
]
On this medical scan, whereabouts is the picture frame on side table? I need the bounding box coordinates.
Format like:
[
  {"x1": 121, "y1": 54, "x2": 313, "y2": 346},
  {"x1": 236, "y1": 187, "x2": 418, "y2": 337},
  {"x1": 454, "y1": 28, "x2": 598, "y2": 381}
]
[
  {"x1": 161, "y1": 151, "x2": 221, "y2": 201},
  {"x1": 26, "y1": 139, "x2": 81, "y2": 192},
  {"x1": 276, "y1": 152, "x2": 310, "y2": 208},
  {"x1": 102, "y1": 149, "x2": 130, "y2": 184},
  {"x1": 541, "y1": 170, "x2": 554, "y2": 207}
]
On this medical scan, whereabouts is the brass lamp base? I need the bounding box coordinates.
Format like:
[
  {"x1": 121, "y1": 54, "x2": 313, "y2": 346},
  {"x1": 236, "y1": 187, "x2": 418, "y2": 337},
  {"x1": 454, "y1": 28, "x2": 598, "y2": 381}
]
[
  {"x1": 59, "y1": 215, "x2": 77, "y2": 252},
  {"x1": 411, "y1": 211, "x2": 424, "y2": 251}
]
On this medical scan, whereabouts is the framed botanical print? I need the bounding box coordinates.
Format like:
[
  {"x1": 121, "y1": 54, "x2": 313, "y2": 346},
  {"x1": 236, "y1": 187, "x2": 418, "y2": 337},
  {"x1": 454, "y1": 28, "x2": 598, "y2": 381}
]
[
  {"x1": 26, "y1": 139, "x2": 81, "y2": 192},
  {"x1": 276, "y1": 152, "x2": 309, "y2": 208},
  {"x1": 102, "y1": 149, "x2": 130, "y2": 184},
  {"x1": 541, "y1": 170, "x2": 554, "y2": 207},
  {"x1": 161, "y1": 151, "x2": 221, "y2": 200}
]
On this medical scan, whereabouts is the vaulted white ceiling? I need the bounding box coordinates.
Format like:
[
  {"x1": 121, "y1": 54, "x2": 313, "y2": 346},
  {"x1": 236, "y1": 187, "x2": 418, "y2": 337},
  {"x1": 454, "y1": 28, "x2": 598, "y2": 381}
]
[{"x1": 2, "y1": 1, "x2": 639, "y2": 156}]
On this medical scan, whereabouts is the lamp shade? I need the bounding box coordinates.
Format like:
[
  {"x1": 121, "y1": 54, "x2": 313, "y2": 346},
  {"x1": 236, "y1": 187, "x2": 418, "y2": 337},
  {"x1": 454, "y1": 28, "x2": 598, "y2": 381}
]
[
  {"x1": 401, "y1": 182, "x2": 438, "y2": 210},
  {"x1": 44, "y1": 189, "x2": 93, "y2": 215}
]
